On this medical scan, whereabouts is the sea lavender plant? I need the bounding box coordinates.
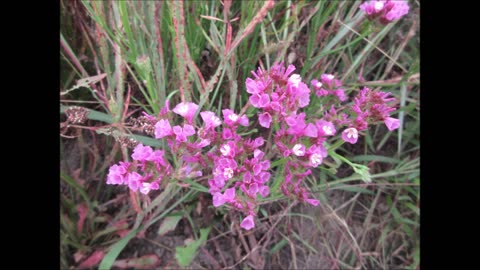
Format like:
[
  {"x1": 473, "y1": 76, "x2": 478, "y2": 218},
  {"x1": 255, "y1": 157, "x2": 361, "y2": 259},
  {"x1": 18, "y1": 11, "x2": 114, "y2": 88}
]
[{"x1": 106, "y1": 62, "x2": 400, "y2": 230}]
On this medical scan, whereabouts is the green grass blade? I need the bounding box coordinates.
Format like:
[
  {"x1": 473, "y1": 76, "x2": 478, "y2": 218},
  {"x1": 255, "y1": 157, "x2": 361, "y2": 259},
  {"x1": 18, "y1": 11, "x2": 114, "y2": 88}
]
[{"x1": 98, "y1": 227, "x2": 141, "y2": 270}]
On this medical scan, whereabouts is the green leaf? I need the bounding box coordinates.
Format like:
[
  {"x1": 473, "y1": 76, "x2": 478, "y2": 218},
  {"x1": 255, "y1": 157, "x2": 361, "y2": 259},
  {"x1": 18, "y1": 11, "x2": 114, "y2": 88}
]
[
  {"x1": 181, "y1": 178, "x2": 209, "y2": 193},
  {"x1": 260, "y1": 208, "x2": 268, "y2": 218},
  {"x1": 175, "y1": 227, "x2": 211, "y2": 267},
  {"x1": 350, "y1": 155, "x2": 401, "y2": 164},
  {"x1": 60, "y1": 172, "x2": 92, "y2": 209},
  {"x1": 158, "y1": 213, "x2": 183, "y2": 236},
  {"x1": 98, "y1": 227, "x2": 141, "y2": 270},
  {"x1": 269, "y1": 238, "x2": 288, "y2": 255},
  {"x1": 334, "y1": 186, "x2": 374, "y2": 195}
]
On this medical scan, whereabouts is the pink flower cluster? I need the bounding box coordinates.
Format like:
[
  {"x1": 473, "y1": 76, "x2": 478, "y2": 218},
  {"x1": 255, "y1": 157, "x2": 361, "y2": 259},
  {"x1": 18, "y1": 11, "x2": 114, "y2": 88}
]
[
  {"x1": 246, "y1": 63, "x2": 311, "y2": 128},
  {"x1": 106, "y1": 62, "x2": 401, "y2": 230},
  {"x1": 106, "y1": 144, "x2": 171, "y2": 194},
  {"x1": 311, "y1": 74, "x2": 346, "y2": 102},
  {"x1": 208, "y1": 136, "x2": 271, "y2": 231},
  {"x1": 360, "y1": 0, "x2": 410, "y2": 25},
  {"x1": 350, "y1": 86, "x2": 400, "y2": 132},
  {"x1": 245, "y1": 63, "x2": 339, "y2": 205}
]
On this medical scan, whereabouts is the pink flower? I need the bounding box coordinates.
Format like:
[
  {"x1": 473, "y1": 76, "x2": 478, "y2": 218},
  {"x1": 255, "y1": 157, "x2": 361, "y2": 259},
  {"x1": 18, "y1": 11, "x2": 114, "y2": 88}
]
[
  {"x1": 269, "y1": 62, "x2": 296, "y2": 82},
  {"x1": 139, "y1": 181, "x2": 159, "y2": 195},
  {"x1": 146, "y1": 149, "x2": 166, "y2": 166},
  {"x1": 212, "y1": 187, "x2": 236, "y2": 207},
  {"x1": 196, "y1": 138, "x2": 211, "y2": 148},
  {"x1": 253, "y1": 137, "x2": 264, "y2": 148},
  {"x1": 384, "y1": 117, "x2": 400, "y2": 131},
  {"x1": 179, "y1": 164, "x2": 203, "y2": 179},
  {"x1": 200, "y1": 111, "x2": 222, "y2": 129},
  {"x1": 360, "y1": 0, "x2": 409, "y2": 25},
  {"x1": 342, "y1": 127, "x2": 359, "y2": 144},
  {"x1": 316, "y1": 88, "x2": 329, "y2": 97},
  {"x1": 359, "y1": 1, "x2": 385, "y2": 16},
  {"x1": 220, "y1": 141, "x2": 236, "y2": 158},
  {"x1": 311, "y1": 79, "x2": 323, "y2": 90},
  {"x1": 259, "y1": 185, "x2": 270, "y2": 197},
  {"x1": 223, "y1": 187, "x2": 236, "y2": 202},
  {"x1": 294, "y1": 83, "x2": 311, "y2": 108},
  {"x1": 315, "y1": 120, "x2": 336, "y2": 136},
  {"x1": 212, "y1": 192, "x2": 226, "y2": 207},
  {"x1": 222, "y1": 128, "x2": 234, "y2": 140},
  {"x1": 303, "y1": 123, "x2": 318, "y2": 138},
  {"x1": 258, "y1": 112, "x2": 272, "y2": 128},
  {"x1": 159, "y1": 99, "x2": 170, "y2": 116},
  {"x1": 131, "y1": 144, "x2": 153, "y2": 161},
  {"x1": 247, "y1": 183, "x2": 259, "y2": 197},
  {"x1": 106, "y1": 162, "x2": 129, "y2": 185},
  {"x1": 381, "y1": 0, "x2": 409, "y2": 24},
  {"x1": 321, "y1": 74, "x2": 335, "y2": 86},
  {"x1": 213, "y1": 158, "x2": 238, "y2": 181},
  {"x1": 173, "y1": 124, "x2": 196, "y2": 142},
  {"x1": 292, "y1": 144, "x2": 306, "y2": 156},
  {"x1": 307, "y1": 145, "x2": 328, "y2": 167},
  {"x1": 154, "y1": 119, "x2": 173, "y2": 139},
  {"x1": 240, "y1": 215, "x2": 255, "y2": 230},
  {"x1": 288, "y1": 74, "x2": 302, "y2": 88},
  {"x1": 254, "y1": 149, "x2": 265, "y2": 159},
  {"x1": 312, "y1": 79, "x2": 330, "y2": 97},
  {"x1": 127, "y1": 172, "x2": 143, "y2": 192},
  {"x1": 309, "y1": 153, "x2": 323, "y2": 167},
  {"x1": 334, "y1": 89, "x2": 347, "y2": 102},
  {"x1": 172, "y1": 102, "x2": 199, "y2": 124},
  {"x1": 245, "y1": 78, "x2": 267, "y2": 94},
  {"x1": 285, "y1": 112, "x2": 307, "y2": 136},
  {"x1": 354, "y1": 116, "x2": 368, "y2": 131},
  {"x1": 305, "y1": 198, "x2": 320, "y2": 206},
  {"x1": 222, "y1": 109, "x2": 249, "y2": 127},
  {"x1": 250, "y1": 93, "x2": 270, "y2": 108}
]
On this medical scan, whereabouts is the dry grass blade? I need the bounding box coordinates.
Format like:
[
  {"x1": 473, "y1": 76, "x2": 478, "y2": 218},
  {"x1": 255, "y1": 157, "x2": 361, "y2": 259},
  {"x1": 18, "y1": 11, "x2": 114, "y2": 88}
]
[{"x1": 228, "y1": 0, "x2": 275, "y2": 57}]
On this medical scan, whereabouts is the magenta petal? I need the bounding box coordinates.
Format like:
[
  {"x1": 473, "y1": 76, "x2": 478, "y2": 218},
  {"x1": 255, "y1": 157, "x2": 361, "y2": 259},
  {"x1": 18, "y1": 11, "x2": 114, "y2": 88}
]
[
  {"x1": 253, "y1": 137, "x2": 264, "y2": 147},
  {"x1": 172, "y1": 125, "x2": 183, "y2": 135},
  {"x1": 249, "y1": 94, "x2": 261, "y2": 108},
  {"x1": 240, "y1": 215, "x2": 255, "y2": 230},
  {"x1": 222, "y1": 128, "x2": 233, "y2": 140},
  {"x1": 140, "y1": 183, "x2": 152, "y2": 194},
  {"x1": 200, "y1": 111, "x2": 222, "y2": 128},
  {"x1": 384, "y1": 117, "x2": 400, "y2": 131},
  {"x1": 127, "y1": 172, "x2": 142, "y2": 192},
  {"x1": 253, "y1": 164, "x2": 262, "y2": 175},
  {"x1": 342, "y1": 128, "x2": 359, "y2": 144},
  {"x1": 305, "y1": 198, "x2": 320, "y2": 206},
  {"x1": 259, "y1": 94, "x2": 270, "y2": 107},
  {"x1": 259, "y1": 185, "x2": 270, "y2": 197},
  {"x1": 258, "y1": 172, "x2": 271, "y2": 183},
  {"x1": 224, "y1": 187, "x2": 236, "y2": 202},
  {"x1": 154, "y1": 119, "x2": 173, "y2": 139},
  {"x1": 258, "y1": 112, "x2": 272, "y2": 128},
  {"x1": 131, "y1": 144, "x2": 153, "y2": 161},
  {"x1": 253, "y1": 149, "x2": 264, "y2": 159},
  {"x1": 246, "y1": 78, "x2": 259, "y2": 94},
  {"x1": 183, "y1": 124, "x2": 196, "y2": 136},
  {"x1": 212, "y1": 192, "x2": 226, "y2": 207},
  {"x1": 238, "y1": 115, "x2": 250, "y2": 126},
  {"x1": 303, "y1": 123, "x2": 318, "y2": 137},
  {"x1": 172, "y1": 102, "x2": 198, "y2": 123},
  {"x1": 248, "y1": 183, "x2": 259, "y2": 197}
]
